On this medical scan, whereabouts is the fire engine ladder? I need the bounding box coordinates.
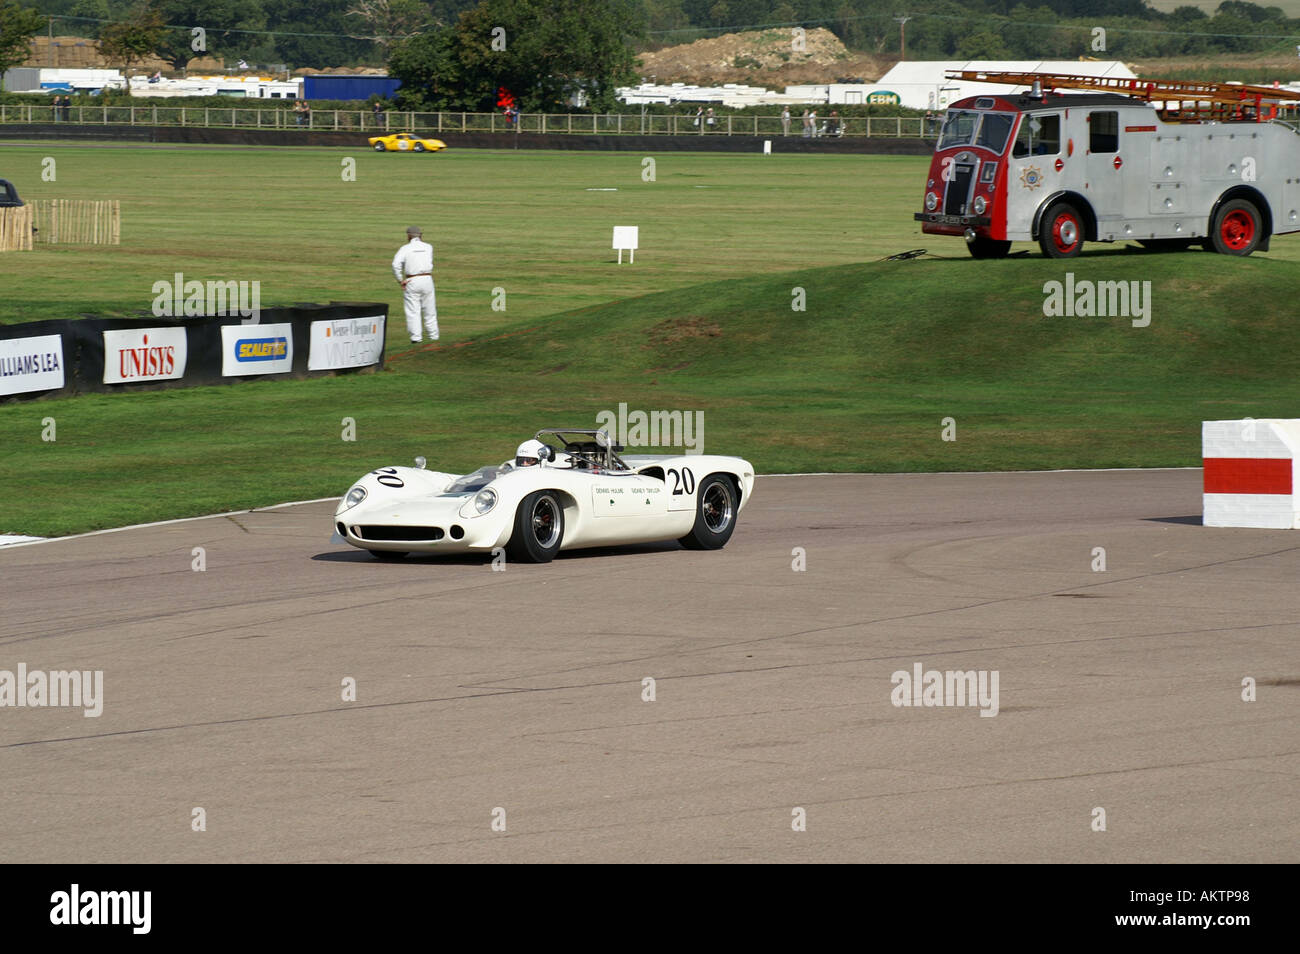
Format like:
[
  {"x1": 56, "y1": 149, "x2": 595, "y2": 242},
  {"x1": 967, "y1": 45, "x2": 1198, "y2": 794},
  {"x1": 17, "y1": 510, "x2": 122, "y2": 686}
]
[{"x1": 946, "y1": 70, "x2": 1300, "y2": 123}]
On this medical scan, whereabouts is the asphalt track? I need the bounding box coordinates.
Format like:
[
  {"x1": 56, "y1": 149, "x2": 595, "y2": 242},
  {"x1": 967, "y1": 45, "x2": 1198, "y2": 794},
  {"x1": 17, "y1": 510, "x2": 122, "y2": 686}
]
[{"x1": 1, "y1": 470, "x2": 1296, "y2": 863}]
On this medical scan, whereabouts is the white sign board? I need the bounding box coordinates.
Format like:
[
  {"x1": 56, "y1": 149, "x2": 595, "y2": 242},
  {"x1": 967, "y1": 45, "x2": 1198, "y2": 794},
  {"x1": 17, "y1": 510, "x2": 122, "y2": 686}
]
[
  {"x1": 613, "y1": 225, "x2": 639, "y2": 264},
  {"x1": 221, "y1": 323, "x2": 294, "y2": 377},
  {"x1": 307, "y1": 315, "x2": 385, "y2": 371},
  {"x1": 103, "y1": 327, "x2": 188, "y2": 384},
  {"x1": 0, "y1": 334, "x2": 65, "y2": 396}
]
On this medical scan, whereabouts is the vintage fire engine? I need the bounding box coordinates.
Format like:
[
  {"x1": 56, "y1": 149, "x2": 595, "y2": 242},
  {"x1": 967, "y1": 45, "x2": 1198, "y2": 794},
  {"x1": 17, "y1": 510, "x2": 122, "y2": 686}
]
[{"x1": 914, "y1": 71, "x2": 1300, "y2": 258}]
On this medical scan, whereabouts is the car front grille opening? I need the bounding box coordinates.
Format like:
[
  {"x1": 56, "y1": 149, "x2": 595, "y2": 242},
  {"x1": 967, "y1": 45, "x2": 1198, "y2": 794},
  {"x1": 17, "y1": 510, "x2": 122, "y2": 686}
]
[{"x1": 357, "y1": 526, "x2": 445, "y2": 541}]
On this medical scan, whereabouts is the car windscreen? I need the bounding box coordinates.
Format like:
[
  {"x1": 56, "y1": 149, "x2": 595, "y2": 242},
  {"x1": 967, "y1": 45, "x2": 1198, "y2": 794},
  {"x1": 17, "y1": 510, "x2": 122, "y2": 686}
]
[
  {"x1": 939, "y1": 110, "x2": 1014, "y2": 155},
  {"x1": 938, "y1": 110, "x2": 978, "y2": 150},
  {"x1": 443, "y1": 466, "x2": 500, "y2": 494},
  {"x1": 974, "y1": 112, "x2": 1014, "y2": 154}
]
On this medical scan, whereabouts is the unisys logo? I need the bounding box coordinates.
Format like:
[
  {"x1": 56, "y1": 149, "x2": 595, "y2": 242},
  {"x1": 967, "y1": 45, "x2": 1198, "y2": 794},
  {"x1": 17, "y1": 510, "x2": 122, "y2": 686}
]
[
  {"x1": 120, "y1": 334, "x2": 174, "y2": 378},
  {"x1": 102, "y1": 327, "x2": 188, "y2": 384}
]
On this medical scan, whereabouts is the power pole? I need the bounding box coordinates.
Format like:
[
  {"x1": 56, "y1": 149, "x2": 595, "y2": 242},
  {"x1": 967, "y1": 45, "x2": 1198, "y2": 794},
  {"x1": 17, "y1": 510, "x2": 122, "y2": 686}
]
[{"x1": 895, "y1": 15, "x2": 911, "y2": 61}]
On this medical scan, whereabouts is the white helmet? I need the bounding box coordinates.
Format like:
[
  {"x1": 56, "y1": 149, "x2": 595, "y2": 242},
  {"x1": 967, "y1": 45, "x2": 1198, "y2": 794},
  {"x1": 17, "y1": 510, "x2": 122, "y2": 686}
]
[{"x1": 515, "y1": 439, "x2": 547, "y2": 467}]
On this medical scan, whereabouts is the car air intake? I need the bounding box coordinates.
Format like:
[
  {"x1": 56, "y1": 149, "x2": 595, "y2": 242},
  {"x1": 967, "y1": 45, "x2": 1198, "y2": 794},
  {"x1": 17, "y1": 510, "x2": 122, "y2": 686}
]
[{"x1": 357, "y1": 526, "x2": 445, "y2": 541}]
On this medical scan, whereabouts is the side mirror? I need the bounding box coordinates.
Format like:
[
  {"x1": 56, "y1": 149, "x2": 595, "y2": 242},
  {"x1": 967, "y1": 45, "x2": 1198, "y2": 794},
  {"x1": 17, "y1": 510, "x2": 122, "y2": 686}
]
[{"x1": 538, "y1": 445, "x2": 555, "y2": 462}]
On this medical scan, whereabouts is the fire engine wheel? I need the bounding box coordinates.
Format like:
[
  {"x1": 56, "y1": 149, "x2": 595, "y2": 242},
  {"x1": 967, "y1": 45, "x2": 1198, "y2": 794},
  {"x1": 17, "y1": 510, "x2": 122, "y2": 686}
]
[
  {"x1": 1209, "y1": 200, "x2": 1261, "y2": 256},
  {"x1": 1039, "y1": 202, "x2": 1085, "y2": 259},
  {"x1": 966, "y1": 236, "x2": 1012, "y2": 259}
]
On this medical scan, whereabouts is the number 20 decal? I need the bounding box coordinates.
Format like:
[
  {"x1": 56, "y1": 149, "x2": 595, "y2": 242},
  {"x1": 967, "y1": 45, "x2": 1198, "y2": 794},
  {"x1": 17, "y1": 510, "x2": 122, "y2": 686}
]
[
  {"x1": 372, "y1": 467, "x2": 405, "y2": 488},
  {"x1": 666, "y1": 467, "x2": 696, "y2": 495}
]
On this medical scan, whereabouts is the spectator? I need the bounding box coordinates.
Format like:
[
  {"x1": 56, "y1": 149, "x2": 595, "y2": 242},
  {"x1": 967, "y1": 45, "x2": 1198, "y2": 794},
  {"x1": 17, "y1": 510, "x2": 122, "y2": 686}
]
[
  {"x1": 392, "y1": 225, "x2": 438, "y2": 344},
  {"x1": 809, "y1": 109, "x2": 818, "y2": 137},
  {"x1": 693, "y1": 106, "x2": 703, "y2": 132},
  {"x1": 63, "y1": 95, "x2": 71, "y2": 122},
  {"x1": 924, "y1": 110, "x2": 936, "y2": 138},
  {"x1": 372, "y1": 101, "x2": 386, "y2": 129},
  {"x1": 801, "y1": 109, "x2": 811, "y2": 138},
  {"x1": 781, "y1": 106, "x2": 790, "y2": 136},
  {"x1": 706, "y1": 107, "x2": 716, "y2": 132}
]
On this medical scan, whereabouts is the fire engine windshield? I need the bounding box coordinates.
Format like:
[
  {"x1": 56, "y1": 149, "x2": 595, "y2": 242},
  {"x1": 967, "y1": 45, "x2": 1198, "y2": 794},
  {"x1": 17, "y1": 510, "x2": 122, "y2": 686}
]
[{"x1": 937, "y1": 110, "x2": 1014, "y2": 155}]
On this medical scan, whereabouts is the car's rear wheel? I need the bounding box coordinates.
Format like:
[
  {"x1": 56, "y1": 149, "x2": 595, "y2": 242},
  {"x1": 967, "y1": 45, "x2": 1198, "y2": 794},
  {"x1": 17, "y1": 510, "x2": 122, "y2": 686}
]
[
  {"x1": 678, "y1": 474, "x2": 738, "y2": 550},
  {"x1": 1209, "y1": 199, "x2": 1261, "y2": 256},
  {"x1": 373, "y1": 142, "x2": 385, "y2": 151},
  {"x1": 506, "y1": 491, "x2": 564, "y2": 563},
  {"x1": 368, "y1": 550, "x2": 408, "y2": 560},
  {"x1": 414, "y1": 143, "x2": 426, "y2": 152}
]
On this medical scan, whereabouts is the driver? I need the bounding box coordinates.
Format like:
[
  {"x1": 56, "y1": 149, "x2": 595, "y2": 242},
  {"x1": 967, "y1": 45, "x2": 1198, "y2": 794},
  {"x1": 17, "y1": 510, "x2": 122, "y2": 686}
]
[{"x1": 514, "y1": 439, "x2": 547, "y2": 467}]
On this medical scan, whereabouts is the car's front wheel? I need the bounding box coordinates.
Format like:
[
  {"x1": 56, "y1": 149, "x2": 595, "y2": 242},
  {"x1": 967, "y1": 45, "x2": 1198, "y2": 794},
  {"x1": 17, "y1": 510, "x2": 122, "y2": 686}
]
[
  {"x1": 414, "y1": 142, "x2": 426, "y2": 152},
  {"x1": 506, "y1": 491, "x2": 565, "y2": 563},
  {"x1": 372, "y1": 142, "x2": 385, "y2": 151},
  {"x1": 678, "y1": 474, "x2": 738, "y2": 550}
]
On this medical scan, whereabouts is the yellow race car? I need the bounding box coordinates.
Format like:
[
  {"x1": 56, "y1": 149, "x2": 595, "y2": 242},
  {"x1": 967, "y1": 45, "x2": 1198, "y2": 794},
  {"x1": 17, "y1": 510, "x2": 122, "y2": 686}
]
[{"x1": 368, "y1": 132, "x2": 446, "y2": 153}]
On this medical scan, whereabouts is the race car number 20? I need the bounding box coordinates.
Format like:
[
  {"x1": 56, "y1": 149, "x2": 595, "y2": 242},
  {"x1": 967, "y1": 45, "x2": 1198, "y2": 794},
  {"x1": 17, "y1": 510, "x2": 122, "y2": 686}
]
[
  {"x1": 372, "y1": 467, "x2": 404, "y2": 488},
  {"x1": 667, "y1": 467, "x2": 696, "y2": 495}
]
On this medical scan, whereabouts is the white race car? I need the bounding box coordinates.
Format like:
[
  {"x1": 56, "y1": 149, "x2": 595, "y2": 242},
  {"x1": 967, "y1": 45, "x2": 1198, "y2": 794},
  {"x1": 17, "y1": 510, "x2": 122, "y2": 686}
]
[{"x1": 334, "y1": 429, "x2": 755, "y2": 563}]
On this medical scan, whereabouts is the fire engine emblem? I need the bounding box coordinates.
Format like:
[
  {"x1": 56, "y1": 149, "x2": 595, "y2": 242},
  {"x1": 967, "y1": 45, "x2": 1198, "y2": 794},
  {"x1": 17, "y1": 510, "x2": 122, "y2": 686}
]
[{"x1": 1020, "y1": 165, "x2": 1044, "y2": 190}]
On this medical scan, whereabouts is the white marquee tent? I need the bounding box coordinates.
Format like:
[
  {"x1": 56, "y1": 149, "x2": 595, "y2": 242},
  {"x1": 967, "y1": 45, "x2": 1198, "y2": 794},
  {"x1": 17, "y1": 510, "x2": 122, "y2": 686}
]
[{"x1": 875, "y1": 60, "x2": 1138, "y2": 111}]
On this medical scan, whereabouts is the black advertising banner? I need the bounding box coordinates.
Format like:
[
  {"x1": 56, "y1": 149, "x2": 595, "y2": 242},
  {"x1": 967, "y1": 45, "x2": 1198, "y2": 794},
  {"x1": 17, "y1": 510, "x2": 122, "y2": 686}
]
[{"x1": 0, "y1": 303, "x2": 387, "y2": 403}]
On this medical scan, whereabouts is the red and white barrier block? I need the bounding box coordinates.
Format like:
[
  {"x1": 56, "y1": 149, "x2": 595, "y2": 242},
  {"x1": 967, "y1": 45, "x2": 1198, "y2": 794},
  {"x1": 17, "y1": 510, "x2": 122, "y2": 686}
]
[{"x1": 1203, "y1": 419, "x2": 1300, "y2": 529}]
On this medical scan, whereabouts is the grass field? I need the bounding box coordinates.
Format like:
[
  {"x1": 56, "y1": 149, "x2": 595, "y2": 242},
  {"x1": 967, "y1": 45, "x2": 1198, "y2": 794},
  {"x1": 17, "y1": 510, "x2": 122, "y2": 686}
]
[
  {"x1": 0, "y1": 143, "x2": 924, "y2": 330},
  {"x1": 2, "y1": 142, "x2": 1299, "y2": 536}
]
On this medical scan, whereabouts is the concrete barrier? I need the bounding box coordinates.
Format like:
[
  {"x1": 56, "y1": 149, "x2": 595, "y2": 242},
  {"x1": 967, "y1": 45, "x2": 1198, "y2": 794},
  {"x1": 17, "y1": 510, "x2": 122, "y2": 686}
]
[{"x1": 1202, "y1": 419, "x2": 1300, "y2": 529}]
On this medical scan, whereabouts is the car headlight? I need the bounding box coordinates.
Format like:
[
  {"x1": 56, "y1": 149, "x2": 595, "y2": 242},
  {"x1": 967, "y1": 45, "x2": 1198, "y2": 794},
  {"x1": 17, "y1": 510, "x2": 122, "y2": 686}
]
[
  {"x1": 925, "y1": 191, "x2": 938, "y2": 211},
  {"x1": 973, "y1": 195, "x2": 987, "y2": 214},
  {"x1": 471, "y1": 489, "x2": 497, "y2": 515},
  {"x1": 340, "y1": 485, "x2": 366, "y2": 511}
]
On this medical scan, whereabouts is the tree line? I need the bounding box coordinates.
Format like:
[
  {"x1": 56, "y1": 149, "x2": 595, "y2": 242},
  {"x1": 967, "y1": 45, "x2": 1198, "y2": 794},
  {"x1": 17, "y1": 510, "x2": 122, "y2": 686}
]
[{"x1": 5, "y1": 0, "x2": 1300, "y2": 110}]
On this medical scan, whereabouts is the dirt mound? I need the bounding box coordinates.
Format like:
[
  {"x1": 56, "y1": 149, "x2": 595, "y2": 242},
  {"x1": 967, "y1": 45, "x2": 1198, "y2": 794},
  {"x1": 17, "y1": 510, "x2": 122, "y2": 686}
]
[
  {"x1": 21, "y1": 35, "x2": 222, "y2": 72},
  {"x1": 637, "y1": 28, "x2": 887, "y2": 86}
]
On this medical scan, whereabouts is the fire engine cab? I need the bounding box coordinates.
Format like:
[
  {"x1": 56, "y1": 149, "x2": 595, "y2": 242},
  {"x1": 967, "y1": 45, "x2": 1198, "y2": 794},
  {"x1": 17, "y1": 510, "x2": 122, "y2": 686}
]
[{"x1": 914, "y1": 71, "x2": 1300, "y2": 258}]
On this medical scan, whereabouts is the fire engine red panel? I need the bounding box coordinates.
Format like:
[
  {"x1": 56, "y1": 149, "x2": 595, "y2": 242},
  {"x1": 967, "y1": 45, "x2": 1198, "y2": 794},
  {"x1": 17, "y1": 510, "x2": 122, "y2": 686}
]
[
  {"x1": 1203, "y1": 457, "x2": 1292, "y2": 495},
  {"x1": 1125, "y1": 125, "x2": 1157, "y2": 132}
]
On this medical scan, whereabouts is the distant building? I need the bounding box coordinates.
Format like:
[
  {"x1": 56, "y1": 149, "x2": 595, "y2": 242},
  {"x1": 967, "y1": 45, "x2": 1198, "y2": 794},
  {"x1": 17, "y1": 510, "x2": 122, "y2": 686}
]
[
  {"x1": 302, "y1": 75, "x2": 401, "y2": 101},
  {"x1": 2, "y1": 68, "x2": 301, "y2": 99}
]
